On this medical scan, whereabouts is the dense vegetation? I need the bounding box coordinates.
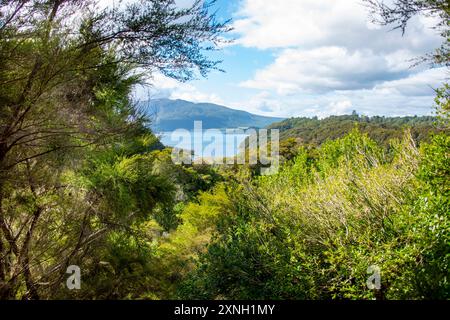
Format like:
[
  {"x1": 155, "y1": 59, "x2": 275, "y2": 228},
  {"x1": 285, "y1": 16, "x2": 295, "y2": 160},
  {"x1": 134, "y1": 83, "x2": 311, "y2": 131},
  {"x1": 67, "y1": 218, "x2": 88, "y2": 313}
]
[
  {"x1": 148, "y1": 98, "x2": 283, "y2": 131},
  {"x1": 0, "y1": 0, "x2": 229, "y2": 299},
  {"x1": 0, "y1": 0, "x2": 448, "y2": 300}
]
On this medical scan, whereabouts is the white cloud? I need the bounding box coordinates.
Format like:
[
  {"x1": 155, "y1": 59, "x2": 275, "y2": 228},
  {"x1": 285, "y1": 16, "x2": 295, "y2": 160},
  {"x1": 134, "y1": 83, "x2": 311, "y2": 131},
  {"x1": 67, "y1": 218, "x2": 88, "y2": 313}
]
[
  {"x1": 229, "y1": 91, "x2": 283, "y2": 116},
  {"x1": 374, "y1": 67, "x2": 448, "y2": 96},
  {"x1": 137, "y1": 0, "x2": 446, "y2": 119},
  {"x1": 233, "y1": 67, "x2": 447, "y2": 118},
  {"x1": 232, "y1": 0, "x2": 440, "y2": 53},
  {"x1": 98, "y1": 0, "x2": 197, "y2": 10},
  {"x1": 240, "y1": 47, "x2": 419, "y2": 94},
  {"x1": 231, "y1": 0, "x2": 447, "y2": 118},
  {"x1": 235, "y1": 0, "x2": 444, "y2": 95},
  {"x1": 233, "y1": 0, "x2": 359, "y2": 49}
]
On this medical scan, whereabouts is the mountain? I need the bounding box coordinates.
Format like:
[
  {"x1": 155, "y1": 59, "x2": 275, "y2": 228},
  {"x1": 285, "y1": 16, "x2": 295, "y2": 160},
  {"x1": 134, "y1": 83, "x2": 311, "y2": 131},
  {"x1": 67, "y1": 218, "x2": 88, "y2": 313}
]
[{"x1": 143, "y1": 99, "x2": 284, "y2": 131}]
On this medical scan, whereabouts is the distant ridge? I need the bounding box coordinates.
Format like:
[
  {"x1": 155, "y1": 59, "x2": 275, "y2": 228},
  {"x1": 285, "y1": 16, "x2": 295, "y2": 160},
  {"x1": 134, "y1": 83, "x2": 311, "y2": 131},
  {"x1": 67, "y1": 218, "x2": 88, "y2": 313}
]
[{"x1": 143, "y1": 98, "x2": 284, "y2": 131}]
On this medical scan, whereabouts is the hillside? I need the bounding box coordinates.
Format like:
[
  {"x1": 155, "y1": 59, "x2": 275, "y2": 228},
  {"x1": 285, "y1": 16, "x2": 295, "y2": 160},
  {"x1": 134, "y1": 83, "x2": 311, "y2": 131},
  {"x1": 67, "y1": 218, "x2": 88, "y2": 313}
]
[{"x1": 144, "y1": 98, "x2": 284, "y2": 131}]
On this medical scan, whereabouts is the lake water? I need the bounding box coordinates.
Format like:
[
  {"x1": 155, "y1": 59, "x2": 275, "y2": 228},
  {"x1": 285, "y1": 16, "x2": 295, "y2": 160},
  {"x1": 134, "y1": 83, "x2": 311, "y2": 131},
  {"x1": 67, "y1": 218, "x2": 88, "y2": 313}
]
[{"x1": 157, "y1": 130, "x2": 250, "y2": 158}]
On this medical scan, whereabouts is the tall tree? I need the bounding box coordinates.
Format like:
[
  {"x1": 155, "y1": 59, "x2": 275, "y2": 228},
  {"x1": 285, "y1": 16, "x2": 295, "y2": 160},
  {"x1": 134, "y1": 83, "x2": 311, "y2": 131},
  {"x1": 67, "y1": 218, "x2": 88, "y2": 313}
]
[{"x1": 364, "y1": 0, "x2": 449, "y2": 66}]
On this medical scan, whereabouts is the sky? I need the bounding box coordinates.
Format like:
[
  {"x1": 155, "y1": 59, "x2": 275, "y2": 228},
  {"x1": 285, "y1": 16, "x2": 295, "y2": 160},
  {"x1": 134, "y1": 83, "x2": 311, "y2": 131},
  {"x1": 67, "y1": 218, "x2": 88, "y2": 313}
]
[{"x1": 140, "y1": 0, "x2": 448, "y2": 118}]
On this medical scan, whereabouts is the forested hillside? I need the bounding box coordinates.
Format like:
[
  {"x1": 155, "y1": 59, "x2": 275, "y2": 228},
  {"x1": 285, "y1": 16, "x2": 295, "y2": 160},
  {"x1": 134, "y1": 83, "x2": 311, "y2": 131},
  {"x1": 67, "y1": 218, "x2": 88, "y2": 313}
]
[{"x1": 0, "y1": 0, "x2": 448, "y2": 301}]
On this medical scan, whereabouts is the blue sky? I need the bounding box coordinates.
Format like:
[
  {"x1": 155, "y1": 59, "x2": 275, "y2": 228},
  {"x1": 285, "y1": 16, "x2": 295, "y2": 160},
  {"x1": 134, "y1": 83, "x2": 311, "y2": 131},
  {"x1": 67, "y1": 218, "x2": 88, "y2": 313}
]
[{"x1": 144, "y1": 0, "x2": 448, "y2": 118}]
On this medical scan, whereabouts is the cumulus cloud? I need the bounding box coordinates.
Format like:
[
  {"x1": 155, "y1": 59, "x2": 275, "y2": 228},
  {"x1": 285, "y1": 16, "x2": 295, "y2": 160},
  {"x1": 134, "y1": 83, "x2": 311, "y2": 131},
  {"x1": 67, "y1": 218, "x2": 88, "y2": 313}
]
[
  {"x1": 231, "y1": 0, "x2": 446, "y2": 117},
  {"x1": 374, "y1": 68, "x2": 448, "y2": 96}
]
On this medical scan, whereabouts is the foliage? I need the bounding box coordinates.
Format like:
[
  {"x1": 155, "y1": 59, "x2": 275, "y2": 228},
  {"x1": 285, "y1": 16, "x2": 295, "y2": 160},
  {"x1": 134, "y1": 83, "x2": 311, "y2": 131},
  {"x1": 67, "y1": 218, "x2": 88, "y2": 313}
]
[
  {"x1": 268, "y1": 114, "x2": 441, "y2": 150},
  {"x1": 178, "y1": 130, "x2": 449, "y2": 300},
  {"x1": 0, "y1": 0, "x2": 447, "y2": 301},
  {"x1": 0, "y1": 0, "x2": 229, "y2": 299},
  {"x1": 364, "y1": 0, "x2": 449, "y2": 66}
]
